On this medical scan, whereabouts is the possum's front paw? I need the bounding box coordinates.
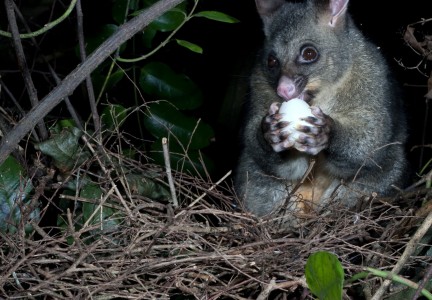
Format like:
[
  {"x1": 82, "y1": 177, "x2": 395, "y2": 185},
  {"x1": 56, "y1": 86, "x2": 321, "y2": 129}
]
[
  {"x1": 295, "y1": 106, "x2": 332, "y2": 155},
  {"x1": 262, "y1": 101, "x2": 331, "y2": 155}
]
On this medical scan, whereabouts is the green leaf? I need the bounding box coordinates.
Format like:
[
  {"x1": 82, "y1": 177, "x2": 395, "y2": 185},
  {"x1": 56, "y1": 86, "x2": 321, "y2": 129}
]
[
  {"x1": 194, "y1": 11, "x2": 240, "y2": 23},
  {"x1": 143, "y1": 101, "x2": 214, "y2": 150},
  {"x1": 142, "y1": 10, "x2": 185, "y2": 46},
  {"x1": 0, "y1": 156, "x2": 37, "y2": 234},
  {"x1": 35, "y1": 127, "x2": 90, "y2": 172},
  {"x1": 149, "y1": 9, "x2": 185, "y2": 32},
  {"x1": 58, "y1": 119, "x2": 76, "y2": 129},
  {"x1": 137, "y1": 2, "x2": 186, "y2": 47},
  {"x1": 139, "y1": 62, "x2": 203, "y2": 110},
  {"x1": 101, "y1": 104, "x2": 128, "y2": 129},
  {"x1": 176, "y1": 39, "x2": 203, "y2": 54},
  {"x1": 81, "y1": 182, "x2": 120, "y2": 233},
  {"x1": 305, "y1": 251, "x2": 344, "y2": 300},
  {"x1": 125, "y1": 173, "x2": 170, "y2": 200}
]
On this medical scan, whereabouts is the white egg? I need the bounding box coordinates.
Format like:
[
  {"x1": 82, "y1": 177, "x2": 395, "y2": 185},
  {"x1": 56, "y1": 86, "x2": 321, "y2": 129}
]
[
  {"x1": 279, "y1": 98, "x2": 312, "y2": 122},
  {"x1": 279, "y1": 99, "x2": 313, "y2": 139}
]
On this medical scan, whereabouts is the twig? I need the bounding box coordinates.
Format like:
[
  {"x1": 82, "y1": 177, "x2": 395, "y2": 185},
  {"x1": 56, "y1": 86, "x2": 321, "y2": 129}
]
[
  {"x1": 5, "y1": 0, "x2": 48, "y2": 141},
  {"x1": 413, "y1": 262, "x2": 432, "y2": 299},
  {"x1": 162, "y1": 137, "x2": 178, "y2": 208},
  {"x1": 0, "y1": 0, "x2": 78, "y2": 38},
  {"x1": 174, "y1": 170, "x2": 232, "y2": 218},
  {"x1": 257, "y1": 277, "x2": 306, "y2": 300},
  {"x1": 187, "y1": 170, "x2": 232, "y2": 208},
  {"x1": 9, "y1": 2, "x2": 83, "y2": 130},
  {"x1": 365, "y1": 267, "x2": 432, "y2": 299},
  {"x1": 0, "y1": 0, "x2": 186, "y2": 166},
  {"x1": 76, "y1": 0, "x2": 101, "y2": 135},
  {"x1": 371, "y1": 210, "x2": 432, "y2": 300},
  {"x1": 80, "y1": 135, "x2": 134, "y2": 218}
]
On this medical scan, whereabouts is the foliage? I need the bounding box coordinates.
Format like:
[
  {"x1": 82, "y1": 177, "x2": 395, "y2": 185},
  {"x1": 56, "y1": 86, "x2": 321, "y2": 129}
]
[
  {"x1": 0, "y1": 0, "x2": 238, "y2": 236},
  {"x1": 306, "y1": 251, "x2": 432, "y2": 300},
  {"x1": 0, "y1": 156, "x2": 38, "y2": 234},
  {"x1": 90, "y1": 0, "x2": 237, "y2": 177},
  {"x1": 305, "y1": 251, "x2": 344, "y2": 300}
]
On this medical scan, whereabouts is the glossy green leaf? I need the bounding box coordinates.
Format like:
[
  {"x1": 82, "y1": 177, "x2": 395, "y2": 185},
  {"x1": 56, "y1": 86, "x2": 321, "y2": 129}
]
[
  {"x1": 101, "y1": 104, "x2": 128, "y2": 129},
  {"x1": 176, "y1": 39, "x2": 203, "y2": 54},
  {"x1": 149, "y1": 9, "x2": 185, "y2": 32},
  {"x1": 305, "y1": 251, "x2": 344, "y2": 300},
  {"x1": 143, "y1": 101, "x2": 214, "y2": 150},
  {"x1": 137, "y1": 1, "x2": 185, "y2": 47},
  {"x1": 194, "y1": 11, "x2": 240, "y2": 23},
  {"x1": 35, "y1": 127, "x2": 90, "y2": 172},
  {"x1": 139, "y1": 62, "x2": 203, "y2": 109},
  {"x1": 0, "y1": 156, "x2": 37, "y2": 234}
]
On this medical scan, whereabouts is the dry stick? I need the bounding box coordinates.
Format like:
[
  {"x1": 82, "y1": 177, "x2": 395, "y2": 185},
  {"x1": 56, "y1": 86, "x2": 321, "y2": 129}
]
[
  {"x1": 4, "y1": 0, "x2": 48, "y2": 141},
  {"x1": 257, "y1": 278, "x2": 306, "y2": 300},
  {"x1": 162, "y1": 137, "x2": 178, "y2": 208},
  {"x1": 47, "y1": 66, "x2": 84, "y2": 131},
  {"x1": 10, "y1": 1, "x2": 83, "y2": 130},
  {"x1": 0, "y1": 0, "x2": 185, "y2": 165},
  {"x1": 174, "y1": 170, "x2": 232, "y2": 218},
  {"x1": 76, "y1": 0, "x2": 101, "y2": 135},
  {"x1": 28, "y1": 210, "x2": 103, "y2": 293},
  {"x1": 413, "y1": 262, "x2": 432, "y2": 300},
  {"x1": 187, "y1": 170, "x2": 232, "y2": 208},
  {"x1": 81, "y1": 135, "x2": 133, "y2": 218},
  {"x1": 371, "y1": 210, "x2": 432, "y2": 300}
]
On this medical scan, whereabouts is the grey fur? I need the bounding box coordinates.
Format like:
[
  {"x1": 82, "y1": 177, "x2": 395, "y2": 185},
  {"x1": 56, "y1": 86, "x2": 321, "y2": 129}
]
[{"x1": 234, "y1": 0, "x2": 408, "y2": 217}]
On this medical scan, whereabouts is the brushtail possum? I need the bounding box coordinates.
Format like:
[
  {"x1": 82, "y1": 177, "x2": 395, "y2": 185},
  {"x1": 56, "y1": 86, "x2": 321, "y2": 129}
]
[{"x1": 234, "y1": 0, "x2": 408, "y2": 218}]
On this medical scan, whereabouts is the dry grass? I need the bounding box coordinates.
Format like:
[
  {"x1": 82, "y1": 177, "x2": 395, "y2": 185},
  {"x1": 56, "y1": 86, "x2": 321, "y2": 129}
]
[{"x1": 1, "y1": 136, "x2": 431, "y2": 299}]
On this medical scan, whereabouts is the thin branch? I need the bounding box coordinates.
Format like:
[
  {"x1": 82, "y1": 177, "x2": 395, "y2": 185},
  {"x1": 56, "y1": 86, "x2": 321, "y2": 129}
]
[
  {"x1": 371, "y1": 210, "x2": 432, "y2": 300},
  {"x1": 10, "y1": 1, "x2": 83, "y2": 130},
  {"x1": 5, "y1": 0, "x2": 48, "y2": 141},
  {"x1": 0, "y1": 0, "x2": 78, "y2": 38},
  {"x1": 0, "y1": 0, "x2": 186, "y2": 165},
  {"x1": 162, "y1": 137, "x2": 178, "y2": 208},
  {"x1": 76, "y1": 0, "x2": 100, "y2": 135}
]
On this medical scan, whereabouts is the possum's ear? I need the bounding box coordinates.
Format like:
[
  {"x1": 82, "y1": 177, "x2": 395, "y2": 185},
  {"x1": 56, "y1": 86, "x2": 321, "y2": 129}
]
[
  {"x1": 255, "y1": 0, "x2": 285, "y2": 17},
  {"x1": 314, "y1": 0, "x2": 349, "y2": 28}
]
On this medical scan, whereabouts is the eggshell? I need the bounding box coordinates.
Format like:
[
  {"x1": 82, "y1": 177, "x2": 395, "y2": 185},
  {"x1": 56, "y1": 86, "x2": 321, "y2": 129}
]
[
  {"x1": 279, "y1": 99, "x2": 313, "y2": 140},
  {"x1": 279, "y1": 98, "x2": 312, "y2": 122}
]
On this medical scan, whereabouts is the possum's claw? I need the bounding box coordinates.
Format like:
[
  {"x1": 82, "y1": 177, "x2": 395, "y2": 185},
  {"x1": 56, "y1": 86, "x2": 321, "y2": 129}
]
[{"x1": 262, "y1": 104, "x2": 332, "y2": 154}]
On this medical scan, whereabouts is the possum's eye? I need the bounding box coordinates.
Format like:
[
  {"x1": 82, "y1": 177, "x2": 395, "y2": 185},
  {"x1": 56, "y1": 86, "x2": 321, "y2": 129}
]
[
  {"x1": 267, "y1": 54, "x2": 279, "y2": 69},
  {"x1": 299, "y1": 46, "x2": 319, "y2": 63}
]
